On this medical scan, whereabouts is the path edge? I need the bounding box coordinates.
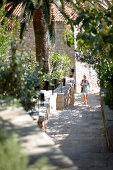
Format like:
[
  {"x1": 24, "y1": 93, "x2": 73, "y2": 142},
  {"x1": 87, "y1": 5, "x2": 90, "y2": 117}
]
[{"x1": 100, "y1": 92, "x2": 113, "y2": 152}]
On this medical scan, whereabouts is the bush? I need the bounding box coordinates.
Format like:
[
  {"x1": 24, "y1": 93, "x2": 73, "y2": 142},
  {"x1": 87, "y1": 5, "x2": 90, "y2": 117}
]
[
  {"x1": 96, "y1": 59, "x2": 113, "y2": 90},
  {"x1": 0, "y1": 128, "x2": 51, "y2": 170},
  {"x1": 0, "y1": 4, "x2": 42, "y2": 111},
  {"x1": 96, "y1": 59, "x2": 113, "y2": 110},
  {"x1": 40, "y1": 52, "x2": 72, "y2": 88},
  {"x1": 0, "y1": 129, "x2": 28, "y2": 170},
  {"x1": 0, "y1": 41, "x2": 42, "y2": 111},
  {"x1": 49, "y1": 51, "x2": 72, "y2": 77}
]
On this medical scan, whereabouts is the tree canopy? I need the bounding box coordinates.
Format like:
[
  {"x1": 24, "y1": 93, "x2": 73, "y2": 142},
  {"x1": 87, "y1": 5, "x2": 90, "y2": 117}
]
[{"x1": 73, "y1": 0, "x2": 113, "y2": 62}]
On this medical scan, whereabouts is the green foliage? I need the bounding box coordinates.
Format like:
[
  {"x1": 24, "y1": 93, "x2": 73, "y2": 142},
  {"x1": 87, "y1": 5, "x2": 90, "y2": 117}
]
[
  {"x1": 0, "y1": 129, "x2": 28, "y2": 170},
  {"x1": 0, "y1": 1, "x2": 20, "y2": 57},
  {"x1": 95, "y1": 58, "x2": 113, "y2": 109},
  {"x1": 63, "y1": 26, "x2": 74, "y2": 47},
  {"x1": 96, "y1": 59, "x2": 113, "y2": 90},
  {"x1": 73, "y1": 0, "x2": 113, "y2": 61},
  {"x1": 62, "y1": 0, "x2": 113, "y2": 64},
  {"x1": 40, "y1": 52, "x2": 72, "y2": 88},
  {"x1": 0, "y1": 128, "x2": 51, "y2": 170},
  {"x1": 0, "y1": 40, "x2": 41, "y2": 111},
  {"x1": 0, "y1": 5, "x2": 41, "y2": 111},
  {"x1": 96, "y1": 59, "x2": 113, "y2": 110},
  {"x1": 49, "y1": 51, "x2": 72, "y2": 77},
  {"x1": 0, "y1": 95, "x2": 21, "y2": 108},
  {"x1": 29, "y1": 156, "x2": 51, "y2": 170}
]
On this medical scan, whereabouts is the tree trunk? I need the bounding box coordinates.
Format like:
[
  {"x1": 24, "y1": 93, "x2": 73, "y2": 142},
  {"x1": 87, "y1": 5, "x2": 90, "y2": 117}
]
[{"x1": 33, "y1": 8, "x2": 49, "y2": 73}]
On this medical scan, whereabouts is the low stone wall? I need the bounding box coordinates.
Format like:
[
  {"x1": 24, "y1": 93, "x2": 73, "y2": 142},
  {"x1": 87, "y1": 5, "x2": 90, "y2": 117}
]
[
  {"x1": 100, "y1": 90, "x2": 113, "y2": 152},
  {"x1": 55, "y1": 81, "x2": 75, "y2": 110}
]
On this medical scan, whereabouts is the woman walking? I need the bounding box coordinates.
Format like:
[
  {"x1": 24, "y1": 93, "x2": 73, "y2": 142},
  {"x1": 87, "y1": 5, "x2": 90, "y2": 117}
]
[{"x1": 80, "y1": 75, "x2": 90, "y2": 104}]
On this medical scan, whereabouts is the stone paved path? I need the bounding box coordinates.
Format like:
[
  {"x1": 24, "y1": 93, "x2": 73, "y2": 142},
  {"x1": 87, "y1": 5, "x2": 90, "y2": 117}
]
[{"x1": 47, "y1": 92, "x2": 113, "y2": 170}]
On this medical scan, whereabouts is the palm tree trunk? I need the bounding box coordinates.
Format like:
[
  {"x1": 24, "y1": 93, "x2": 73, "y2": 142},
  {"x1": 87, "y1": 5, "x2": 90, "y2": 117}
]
[{"x1": 33, "y1": 8, "x2": 49, "y2": 73}]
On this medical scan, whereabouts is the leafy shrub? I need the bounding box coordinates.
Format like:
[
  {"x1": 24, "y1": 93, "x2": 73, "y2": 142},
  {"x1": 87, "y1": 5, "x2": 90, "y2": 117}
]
[
  {"x1": 0, "y1": 129, "x2": 28, "y2": 170},
  {"x1": 96, "y1": 59, "x2": 113, "y2": 110},
  {"x1": 0, "y1": 4, "x2": 42, "y2": 111},
  {"x1": 0, "y1": 41, "x2": 42, "y2": 111},
  {"x1": 63, "y1": 26, "x2": 74, "y2": 47},
  {"x1": 0, "y1": 128, "x2": 51, "y2": 170},
  {"x1": 40, "y1": 52, "x2": 72, "y2": 88},
  {"x1": 96, "y1": 59, "x2": 113, "y2": 90},
  {"x1": 49, "y1": 51, "x2": 72, "y2": 77}
]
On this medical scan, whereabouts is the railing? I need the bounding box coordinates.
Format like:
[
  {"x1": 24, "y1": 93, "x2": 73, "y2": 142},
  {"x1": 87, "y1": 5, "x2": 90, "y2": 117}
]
[{"x1": 31, "y1": 78, "x2": 75, "y2": 131}]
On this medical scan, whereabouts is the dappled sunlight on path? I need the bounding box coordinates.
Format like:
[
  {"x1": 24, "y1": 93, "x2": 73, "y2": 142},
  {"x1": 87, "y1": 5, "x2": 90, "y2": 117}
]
[{"x1": 47, "y1": 92, "x2": 113, "y2": 170}]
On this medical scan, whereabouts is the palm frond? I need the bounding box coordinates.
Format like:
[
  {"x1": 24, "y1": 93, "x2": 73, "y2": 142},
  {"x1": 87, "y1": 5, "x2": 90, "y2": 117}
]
[
  {"x1": 48, "y1": 20, "x2": 55, "y2": 43},
  {"x1": 41, "y1": 0, "x2": 51, "y2": 25},
  {"x1": 41, "y1": 0, "x2": 55, "y2": 42},
  {"x1": 22, "y1": 0, "x2": 34, "y2": 22},
  {"x1": 31, "y1": 0, "x2": 40, "y2": 8},
  {"x1": 60, "y1": 0, "x2": 65, "y2": 10}
]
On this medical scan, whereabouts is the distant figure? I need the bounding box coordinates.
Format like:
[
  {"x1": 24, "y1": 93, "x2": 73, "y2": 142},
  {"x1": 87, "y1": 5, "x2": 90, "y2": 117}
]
[{"x1": 80, "y1": 75, "x2": 90, "y2": 104}]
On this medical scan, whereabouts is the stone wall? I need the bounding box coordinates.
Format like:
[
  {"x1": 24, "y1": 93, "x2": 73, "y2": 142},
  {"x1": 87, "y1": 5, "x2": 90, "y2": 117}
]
[
  {"x1": 55, "y1": 84, "x2": 74, "y2": 110},
  {"x1": 64, "y1": 83, "x2": 75, "y2": 106},
  {"x1": 23, "y1": 21, "x2": 36, "y2": 55},
  {"x1": 23, "y1": 21, "x2": 75, "y2": 65},
  {"x1": 51, "y1": 22, "x2": 75, "y2": 66},
  {"x1": 54, "y1": 79, "x2": 75, "y2": 110},
  {"x1": 22, "y1": 21, "x2": 75, "y2": 73}
]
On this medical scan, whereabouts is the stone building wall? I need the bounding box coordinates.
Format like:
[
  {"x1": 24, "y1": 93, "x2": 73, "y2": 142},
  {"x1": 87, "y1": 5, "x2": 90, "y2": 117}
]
[
  {"x1": 23, "y1": 21, "x2": 36, "y2": 55},
  {"x1": 53, "y1": 22, "x2": 75, "y2": 66},
  {"x1": 55, "y1": 82, "x2": 75, "y2": 110},
  {"x1": 24, "y1": 21, "x2": 75, "y2": 68}
]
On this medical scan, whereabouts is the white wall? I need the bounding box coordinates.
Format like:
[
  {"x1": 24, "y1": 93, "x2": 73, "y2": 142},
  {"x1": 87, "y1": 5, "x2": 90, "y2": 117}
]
[{"x1": 75, "y1": 61, "x2": 99, "y2": 93}]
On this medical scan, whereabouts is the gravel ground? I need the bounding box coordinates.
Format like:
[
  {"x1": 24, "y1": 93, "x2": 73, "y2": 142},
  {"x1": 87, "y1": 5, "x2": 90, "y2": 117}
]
[
  {"x1": 46, "y1": 62, "x2": 113, "y2": 170},
  {"x1": 47, "y1": 92, "x2": 113, "y2": 170}
]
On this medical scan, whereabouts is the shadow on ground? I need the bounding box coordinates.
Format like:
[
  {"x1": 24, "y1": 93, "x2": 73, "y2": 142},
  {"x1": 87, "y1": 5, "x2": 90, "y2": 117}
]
[
  {"x1": 47, "y1": 93, "x2": 113, "y2": 170},
  {"x1": 0, "y1": 108, "x2": 77, "y2": 170}
]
